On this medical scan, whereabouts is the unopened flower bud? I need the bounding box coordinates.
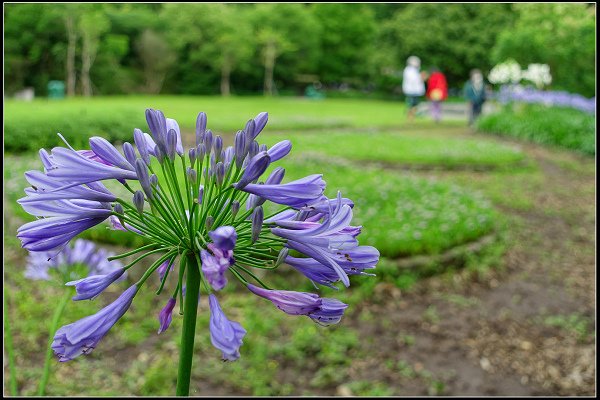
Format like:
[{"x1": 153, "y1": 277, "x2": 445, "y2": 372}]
[
  {"x1": 187, "y1": 167, "x2": 197, "y2": 184},
  {"x1": 113, "y1": 203, "x2": 124, "y2": 215},
  {"x1": 135, "y1": 159, "x2": 153, "y2": 199},
  {"x1": 166, "y1": 129, "x2": 178, "y2": 160},
  {"x1": 251, "y1": 206, "x2": 264, "y2": 244},
  {"x1": 123, "y1": 142, "x2": 137, "y2": 166},
  {"x1": 197, "y1": 143, "x2": 206, "y2": 160},
  {"x1": 215, "y1": 162, "x2": 225, "y2": 186},
  {"x1": 150, "y1": 174, "x2": 158, "y2": 187},
  {"x1": 244, "y1": 119, "x2": 256, "y2": 140},
  {"x1": 234, "y1": 131, "x2": 247, "y2": 168},
  {"x1": 231, "y1": 201, "x2": 240, "y2": 219},
  {"x1": 133, "y1": 191, "x2": 145, "y2": 215},
  {"x1": 189, "y1": 148, "x2": 196, "y2": 166},
  {"x1": 205, "y1": 216, "x2": 214, "y2": 230},
  {"x1": 213, "y1": 136, "x2": 223, "y2": 160},
  {"x1": 275, "y1": 248, "x2": 289, "y2": 267},
  {"x1": 197, "y1": 185, "x2": 204, "y2": 205},
  {"x1": 196, "y1": 112, "x2": 207, "y2": 146},
  {"x1": 203, "y1": 129, "x2": 213, "y2": 152}
]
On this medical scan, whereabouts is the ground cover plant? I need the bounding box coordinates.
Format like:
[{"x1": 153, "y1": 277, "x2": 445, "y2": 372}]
[
  {"x1": 261, "y1": 131, "x2": 526, "y2": 169},
  {"x1": 4, "y1": 149, "x2": 497, "y2": 260},
  {"x1": 477, "y1": 103, "x2": 595, "y2": 155}
]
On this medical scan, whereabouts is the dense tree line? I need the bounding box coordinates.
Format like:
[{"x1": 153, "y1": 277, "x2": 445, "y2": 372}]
[{"x1": 4, "y1": 3, "x2": 596, "y2": 97}]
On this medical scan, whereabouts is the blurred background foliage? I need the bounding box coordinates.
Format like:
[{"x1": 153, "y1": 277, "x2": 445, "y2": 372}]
[{"x1": 4, "y1": 3, "x2": 596, "y2": 98}]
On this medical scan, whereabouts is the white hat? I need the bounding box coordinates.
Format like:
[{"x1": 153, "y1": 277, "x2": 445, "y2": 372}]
[{"x1": 407, "y1": 56, "x2": 421, "y2": 68}]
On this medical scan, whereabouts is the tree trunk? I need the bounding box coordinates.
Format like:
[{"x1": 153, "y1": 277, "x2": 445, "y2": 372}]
[
  {"x1": 81, "y1": 34, "x2": 92, "y2": 97},
  {"x1": 221, "y1": 59, "x2": 231, "y2": 97},
  {"x1": 65, "y1": 15, "x2": 77, "y2": 97},
  {"x1": 263, "y1": 41, "x2": 276, "y2": 96}
]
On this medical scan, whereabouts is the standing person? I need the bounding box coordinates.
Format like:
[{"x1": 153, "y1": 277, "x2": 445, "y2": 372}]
[
  {"x1": 402, "y1": 56, "x2": 425, "y2": 122},
  {"x1": 464, "y1": 69, "x2": 486, "y2": 126},
  {"x1": 425, "y1": 67, "x2": 448, "y2": 123}
]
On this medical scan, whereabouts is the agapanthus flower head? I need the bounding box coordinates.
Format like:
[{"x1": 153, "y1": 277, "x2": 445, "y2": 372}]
[
  {"x1": 18, "y1": 108, "x2": 377, "y2": 364},
  {"x1": 24, "y1": 238, "x2": 125, "y2": 285}
]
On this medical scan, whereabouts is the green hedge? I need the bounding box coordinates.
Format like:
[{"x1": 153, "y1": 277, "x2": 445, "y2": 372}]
[
  {"x1": 5, "y1": 102, "x2": 145, "y2": 152},
  {"x1": 477, "y1": 103, "x2": 595, "y2": 155}
]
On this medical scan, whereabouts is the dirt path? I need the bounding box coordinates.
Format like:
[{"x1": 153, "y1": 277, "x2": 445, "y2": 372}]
[{"x1": 338, "y1": 136, "x2": 596, "y2": 396}]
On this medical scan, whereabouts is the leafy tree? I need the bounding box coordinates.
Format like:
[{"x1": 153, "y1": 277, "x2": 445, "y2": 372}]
[
  {"x1": 492, "y1": 3, "x2": 596, "y2": 97},
  {"x1": 311, "y1": 4, "x2": 377, "y2": 85},
  {"x1": 250, "y1": 4, "x2": 321, "y2": 95},
  {"x1": 379, "y1": 4, "x2": 515, "y2": 88},
  {"x1": 162, "y1": 4, "x2": 255, "y2": 95},
  {"x1": 4, "y1": 4, "x2": 66, "y2": 95},
  {"x1": 78, "y1": 6, "x2": 111, "y2": 96},
  {"x1": 135, "y1": 30, "x2": 176, "y2": 94}
]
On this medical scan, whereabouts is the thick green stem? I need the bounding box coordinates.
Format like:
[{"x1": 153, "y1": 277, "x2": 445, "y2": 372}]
[
  {"x1": 176, "y1": 253, "x2": 201, "y2": 396},
  {"x1": 38, "y1": 291, "x2": 71, "y2": 396},
  {"x1": 4, "y1": 293, "x2": 18, "y2": 396}
]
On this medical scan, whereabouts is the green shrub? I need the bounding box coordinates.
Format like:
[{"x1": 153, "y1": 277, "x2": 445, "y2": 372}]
[
  {"x1": 5, "y1": 101, "x2": 145, "y2": 152},
  {"x1": 477, "y1": 103, "x2": 595, "y2": 155}
]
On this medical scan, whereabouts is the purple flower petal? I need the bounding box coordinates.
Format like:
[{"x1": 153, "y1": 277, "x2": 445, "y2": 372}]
[
  {"x1": 158, "y1": 298, "x2": 176, "y2": 334},
  {"x1": 52, "y1": 285, "x2": 137, "y2": 361},
  {"x1": 209, "y1": 294, "x2": 246, "y2": 361}
]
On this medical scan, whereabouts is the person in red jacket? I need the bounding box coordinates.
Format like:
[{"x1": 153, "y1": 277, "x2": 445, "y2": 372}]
[{"x1": 426, "y1": 67, "x2": 448, "y2": 123}]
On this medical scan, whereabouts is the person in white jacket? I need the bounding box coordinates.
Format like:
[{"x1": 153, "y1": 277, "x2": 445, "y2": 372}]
[{"x1": 402, "y1": 56, "x2": 426, "y2": 122}]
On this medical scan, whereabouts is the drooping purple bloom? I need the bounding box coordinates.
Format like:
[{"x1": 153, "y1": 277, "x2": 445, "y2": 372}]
[
  {"x1": 201, "y1": 246, "x2": 234, "y2": 291},
  {"x1": 18, "y1": 171, "x2": 116, "y2": 204},
  {"x1": 52, "y1": 285, "x2": 138, "y2": 362},
  {"x1": 234, "y1": 151, "x2": 271, "y2": 190},
  {"x1": 17, "y1": 201, "x2": 112, "y2": 254},
  {"x1": 239, "y1": 174, "x2": 325, "y2": 208},
  {"x1": 247, "y1": 167, "x2": 286, "y2": 209},
  {"x1": 109, "y1": 215, "x2": 143, "y2": 234},
  {"x1": 208, "y1": 295, "x2": 246, "y2": 361},
  {"x1": 89, "y1": 137, "x2": 135, "y2": 171},
  {"x1": 46, "y1": 147, "x2": 138, "y2": 186},
  {"x1": 156, "y1": 260, "x2": 174, "y2": 281},
  {"x1": 247, "y1": 284, "x2": 321, "y2": 315},
  {"x1": 285, "y1": 245, "x2": 379, "y2": 288},
  {"x1": 208, "y1": 226, "x2": 237, "y2": 251},
  {"x1": 270, "y1": 194, "x2": 362, "y2": 287},
  {"x1": 158, "y1": 297, "x2": 176, "y2": 334},
  {"x1": 66, "y1": 267, "x2": 127, "y2": 300},
  {"x1": 308, "y1": 298, "x2": 348, "y2": 326}
]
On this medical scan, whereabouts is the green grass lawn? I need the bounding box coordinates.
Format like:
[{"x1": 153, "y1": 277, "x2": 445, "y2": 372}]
[
  {"x1": 6, "y1": 96, "x2": 432, "y2": 152},
  {"x1": 262, "y1": 131, "x2": 526, "y2": 169},
  {"x1": 273, "y1": 155, "x2": 496, "y2": 257},
  {"x1": 5, "y1": 149, "x2": 496, "y2": 259}
]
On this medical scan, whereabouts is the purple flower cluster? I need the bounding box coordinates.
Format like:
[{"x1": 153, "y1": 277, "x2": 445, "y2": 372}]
[
  {"x1": 496, "y1": 85, "x2": 596, "y2": 115},
  {"x1": 17, "y1": 108, "x2": 378, "y2": 364},
  {"x1": 25, "y1": 239, "x2": 125, "y2": 288}
]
